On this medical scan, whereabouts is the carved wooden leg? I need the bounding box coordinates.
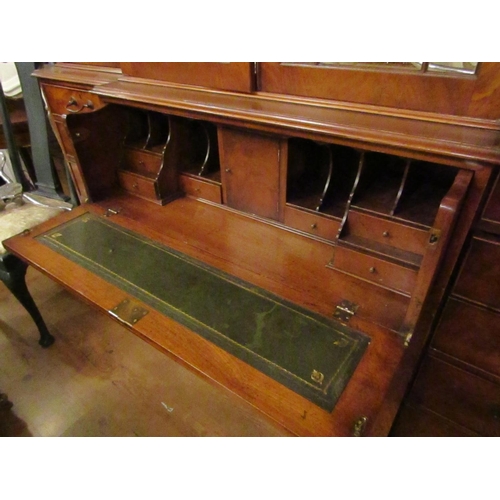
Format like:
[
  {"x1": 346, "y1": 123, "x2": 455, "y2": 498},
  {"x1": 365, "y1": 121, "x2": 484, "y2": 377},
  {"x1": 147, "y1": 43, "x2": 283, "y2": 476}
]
[{"x1": 0, "y1": 256, "x2": 55, "y2": 348}]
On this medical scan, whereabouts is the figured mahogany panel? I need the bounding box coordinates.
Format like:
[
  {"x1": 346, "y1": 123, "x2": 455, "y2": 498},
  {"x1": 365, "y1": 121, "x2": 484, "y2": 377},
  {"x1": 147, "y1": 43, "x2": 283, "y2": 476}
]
[
  {"x1": 120, "y1": 63, "x2": 254, "y2": 93},
  {"x1": 219, "y1": 128, "x2": 284, "y2": 221},
  {"x1": 259, "y1": 63, "x2": 500, "y2": 120}
]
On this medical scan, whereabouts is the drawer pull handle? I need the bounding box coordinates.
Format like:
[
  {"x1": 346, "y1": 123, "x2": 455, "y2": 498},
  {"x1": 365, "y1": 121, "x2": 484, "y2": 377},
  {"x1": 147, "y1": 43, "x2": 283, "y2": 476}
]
[
  {"x1": 369, "y1": 267, "x2": 376, "y2": 274},
  {"x1": 66, "y1": 97, "x2": 95, "y2": 113},
  {"x1": 383, "y1": 231, "x2": 390, "y2": 238}
]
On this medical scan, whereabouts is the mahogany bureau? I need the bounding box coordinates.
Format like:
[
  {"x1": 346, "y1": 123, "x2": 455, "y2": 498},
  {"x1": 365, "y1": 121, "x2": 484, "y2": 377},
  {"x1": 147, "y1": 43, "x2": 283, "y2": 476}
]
[{"x1": 5, "y1": 62, "x2": 500, "y2": 436}]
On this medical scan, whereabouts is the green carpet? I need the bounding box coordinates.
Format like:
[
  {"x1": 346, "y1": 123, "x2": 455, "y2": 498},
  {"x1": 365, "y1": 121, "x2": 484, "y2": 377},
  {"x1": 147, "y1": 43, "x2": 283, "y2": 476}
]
[{"x1": 38, "y1": 213, "x2": 370, "y2": 411}]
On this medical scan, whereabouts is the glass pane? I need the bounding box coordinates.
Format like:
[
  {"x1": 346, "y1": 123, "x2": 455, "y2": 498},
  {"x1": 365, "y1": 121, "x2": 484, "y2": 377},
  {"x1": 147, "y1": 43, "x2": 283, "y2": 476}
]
[{"x1": 427, "y1": 62, "x2": 478, "y2": 75}]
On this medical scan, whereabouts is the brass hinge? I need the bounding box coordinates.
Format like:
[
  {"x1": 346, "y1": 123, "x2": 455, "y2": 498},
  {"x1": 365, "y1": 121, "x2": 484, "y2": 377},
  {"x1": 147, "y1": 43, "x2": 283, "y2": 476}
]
[
  {"x1": 109, "y1": 298, "x2": 149, "y2": 327},
  {"x1": 334, "y1": 300, "x2": 359, "y2": 323}
]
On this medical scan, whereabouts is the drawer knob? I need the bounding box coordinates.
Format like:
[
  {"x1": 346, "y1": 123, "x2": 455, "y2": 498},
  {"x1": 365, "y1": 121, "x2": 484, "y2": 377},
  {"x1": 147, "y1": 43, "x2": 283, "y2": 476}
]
[
  {"x1": 311, "y1": 223, "x2": 317, "y2": 230},
  {"x1": 369, "y1": 266, "x2": 376, "y2": 274},
  {"x1": 132, "y1": 183, "x2": 138, "y2": 189},
  {"x1": 383, "y1": 231, "x2": 390, "y2": 238},
  {"x1": 225, "y1": 168, "x2": 232, "y2": 173}
]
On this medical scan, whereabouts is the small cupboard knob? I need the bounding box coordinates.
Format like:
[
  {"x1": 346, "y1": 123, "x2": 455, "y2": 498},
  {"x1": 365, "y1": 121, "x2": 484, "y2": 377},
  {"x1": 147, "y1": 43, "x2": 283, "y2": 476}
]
[
  {"x1": 369, "y1": 266, "x2": 376, "y2": 274},
  {"x1": 383, "y1": 231, "x2": 390, "y2": 238}
]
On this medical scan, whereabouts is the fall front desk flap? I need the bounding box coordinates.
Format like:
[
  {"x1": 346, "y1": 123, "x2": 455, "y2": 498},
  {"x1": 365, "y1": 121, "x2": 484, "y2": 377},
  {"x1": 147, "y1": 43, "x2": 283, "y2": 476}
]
[{"x1": 38, "y1": 213, "x2": 370, "y2": 411}]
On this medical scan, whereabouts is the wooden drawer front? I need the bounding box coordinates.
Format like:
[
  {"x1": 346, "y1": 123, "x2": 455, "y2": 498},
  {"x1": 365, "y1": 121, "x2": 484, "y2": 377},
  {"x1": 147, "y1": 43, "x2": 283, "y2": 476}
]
[
  {"x1": 410, "y1": 356, "x2": 500, "y2": 436},
  {"x1": 326, "y1": 267, "x2": 409, "y2": 332},
  {"x1": 118, "y1": 171, "x2": 158, "y2": 201},
  {"x1": 331, "y1": 246, "x2": 417, "y2": 295},
  {"x1": 390, "y1": 404, "x2": 478, "y2": 437},
  {"x1": 454, "y1": 236, "x2": 500, "y2": 310},
  {"x1": 433, "y1": 298, "x2": 500, "y2": 378},
  {"x1": 121, "y1": 149, "x2": 162, "y2": 177},
  {"x1": 179, "y1": 174, "x2": 222, "y2": 204},
  {"x1": 347, "y1": 210, "x2": 428, "y2": 255},
  {"x1": 42, "y1": 84, "x2": 105, "y2": 116},
  {"x1": 284, "y1": 205, "x2": 340, "y2": 240}
]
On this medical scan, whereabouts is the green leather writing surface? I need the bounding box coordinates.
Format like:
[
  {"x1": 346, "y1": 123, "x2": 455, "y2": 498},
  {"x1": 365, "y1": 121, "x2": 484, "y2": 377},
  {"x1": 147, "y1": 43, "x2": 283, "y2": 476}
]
[{"x1": 38, "y1": 213, "x2": 370, "y2": 411}]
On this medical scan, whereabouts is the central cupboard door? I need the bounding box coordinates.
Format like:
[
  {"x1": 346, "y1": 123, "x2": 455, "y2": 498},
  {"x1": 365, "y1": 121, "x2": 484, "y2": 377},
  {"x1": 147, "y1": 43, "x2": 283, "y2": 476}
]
[{"x1": 219, "y1": 127, "x2": 286, "y2": 221}]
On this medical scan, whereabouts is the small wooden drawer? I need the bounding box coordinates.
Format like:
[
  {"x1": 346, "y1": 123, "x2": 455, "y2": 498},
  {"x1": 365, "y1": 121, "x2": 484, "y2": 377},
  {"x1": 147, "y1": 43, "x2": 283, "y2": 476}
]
[
  {"x1": 284, "y1": 205, "x2": 341, "y2": 240},
  {"x1": 120, "y1": 148, "x2": 163, "y2": 177},
  {"x1": 42, "y1": 84, "x2": 105, "y2": 116},
  {"x1": 346, "y1": 210, "x2": 429, "y2": 255},
  {"x1": 409, "y1": 355, "x2": 500, "y2": 437},
  {"x1": 326, "y1": 266, "x2": 410, "y2": 332},
  {"x1": 118, "y1": 171, "x2": 158, "y2": 202},
  {"x1": 179, "y1": 174, "x2": 222, "y2": 204},
  {"x1": 454, "y1": 235, "x2": 500, "y2": 310},
  {"x1": 432, "y1": 298, "x2": 500, "y2": 378},
  {"x1": 331, "y1": 245, "x2": 417, "y2": 295}
]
